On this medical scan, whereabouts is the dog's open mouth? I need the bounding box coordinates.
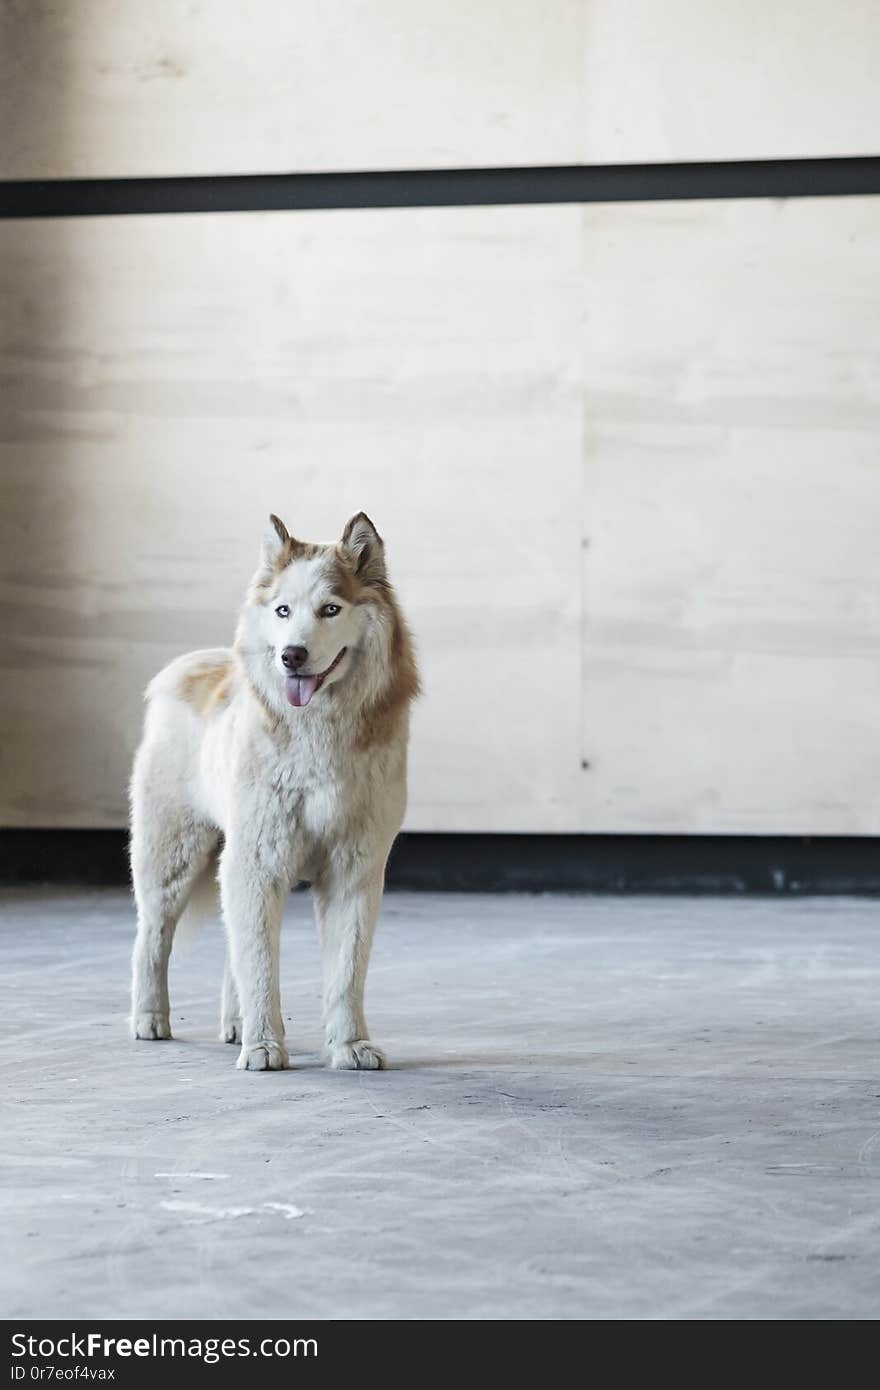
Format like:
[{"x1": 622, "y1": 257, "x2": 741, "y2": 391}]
[{"x1": 284, "y1": 647, "x2": 348, "y2": 708}]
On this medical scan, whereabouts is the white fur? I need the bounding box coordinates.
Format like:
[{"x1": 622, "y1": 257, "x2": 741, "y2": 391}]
[{"x1": 129, "y1": 519, "x2": 411, "y2": 1071}]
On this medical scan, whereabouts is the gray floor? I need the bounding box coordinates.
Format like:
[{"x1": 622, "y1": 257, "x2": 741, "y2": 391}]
[{"x1": 2, "y1": 888, "x2": 880, "y2": 1321}]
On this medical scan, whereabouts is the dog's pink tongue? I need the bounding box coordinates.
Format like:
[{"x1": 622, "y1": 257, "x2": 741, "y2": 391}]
[{"x1": 284, "y1": 674, "x2": 319, "y2": 708}]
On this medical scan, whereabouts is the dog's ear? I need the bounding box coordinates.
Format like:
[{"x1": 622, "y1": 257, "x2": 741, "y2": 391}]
[
  {"x1": 261, "y1": 513, "x2": 292, "y2": 568},
  {"x1": 341, "y1": 512, "x2": 386, "y2": 584}
]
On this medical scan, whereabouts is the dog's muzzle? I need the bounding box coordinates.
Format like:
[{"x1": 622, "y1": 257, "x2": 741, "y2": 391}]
[{"x1": 283, "y1": 647, "x2": 348, "y2": 708}]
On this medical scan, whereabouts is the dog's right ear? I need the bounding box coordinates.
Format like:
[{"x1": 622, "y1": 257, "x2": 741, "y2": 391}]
[
  {"x1": 261, "y1": 513, "x2": 291, "y2": 568},
  {"x1": 248, "y1": 515, "x2": 294, "y2": 600}
]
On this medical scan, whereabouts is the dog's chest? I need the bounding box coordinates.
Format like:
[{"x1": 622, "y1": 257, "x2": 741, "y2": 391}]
[
  {"x1": 270, "y1": 739, "x2": 360, "y2": 844},
  {"x1": 245, "y1": 717, "x2": 396, "y2": 880}
]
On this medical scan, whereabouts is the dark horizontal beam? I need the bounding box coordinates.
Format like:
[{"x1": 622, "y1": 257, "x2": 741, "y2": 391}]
[
  {"x1": 3, "y1": 829, "x2": 880, "y2": 895},
  {"x1": 0, "y1": 156, "x2": 878, "y2": 220}
]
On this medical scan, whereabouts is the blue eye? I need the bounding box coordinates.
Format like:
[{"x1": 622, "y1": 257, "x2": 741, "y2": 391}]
[
  {"x1": 275, "y1": 604, "x2": 290, "y2": 618},
  {"x1": 321, "y1": 604, "x2": 342, "y2": 618}
]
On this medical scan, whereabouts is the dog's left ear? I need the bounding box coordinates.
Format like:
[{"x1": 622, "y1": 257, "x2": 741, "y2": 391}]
[{"x1": 341, "y1": 512, "x2": 386, "y2": 584}]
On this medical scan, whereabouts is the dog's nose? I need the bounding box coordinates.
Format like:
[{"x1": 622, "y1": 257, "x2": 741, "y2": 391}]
[{"x1": 281, "y1": 645, "x2": 308, "y2": 671}]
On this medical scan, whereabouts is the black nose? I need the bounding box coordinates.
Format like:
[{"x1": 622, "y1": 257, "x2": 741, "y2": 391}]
[{"x1": 281, "y1": 645, "x2": 308, "y2": 671}]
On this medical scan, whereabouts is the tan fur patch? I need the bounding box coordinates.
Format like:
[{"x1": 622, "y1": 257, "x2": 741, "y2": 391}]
[
  {"x1": 355, "y1": 586, "x2": 421, "y2": 752},
  {"x1": 179, "y1": 659, "x2": 235, "y2": 716},
  {"x1": 325, "y1": 547, "x2": 372, "y2": 605}
]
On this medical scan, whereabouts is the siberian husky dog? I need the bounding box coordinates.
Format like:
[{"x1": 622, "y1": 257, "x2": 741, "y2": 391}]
[{"x1": 129, "y1": 512, "x2": 419, "y2": 1071}]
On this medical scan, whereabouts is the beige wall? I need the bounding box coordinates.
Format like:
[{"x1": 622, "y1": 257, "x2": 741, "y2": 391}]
[
  {"x1": 0, "y1": 207, "x2": 585, "y2": 831},
  {"x1": 2, "y1": 197, "x2": 879, "y2": 833},
  {"x1": 581, "y1": 199, "x2": 880, "y2": 834},
  {"x1": 2, "y1": 2, "x2": 878, "y2": 178},
  {"x1": 1, "y1": 5, "x2": 879, "y2": 833}
]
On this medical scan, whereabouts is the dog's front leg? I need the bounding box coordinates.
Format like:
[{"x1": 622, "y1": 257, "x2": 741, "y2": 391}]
[
  {"x1": 313, "y1": 866, "x2": 386, "y2": 1070},
  {"x1": 219, "y1": 839, "x2": 288, "y2": 1071}
]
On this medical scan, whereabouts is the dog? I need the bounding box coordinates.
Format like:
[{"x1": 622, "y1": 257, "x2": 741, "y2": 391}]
[{"x1": 129, "y1": 511, "x2": 419, "y2": 1070}]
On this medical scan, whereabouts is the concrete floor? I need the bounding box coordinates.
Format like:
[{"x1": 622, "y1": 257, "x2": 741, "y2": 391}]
[{"x1": 2, "y1": 888, "x2": 880, "y2": 1321}]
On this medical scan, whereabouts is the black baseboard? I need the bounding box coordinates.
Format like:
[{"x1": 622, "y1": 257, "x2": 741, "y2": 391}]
[{"x1": 2, "y1": 829, "x2": 880, "y2": 895}]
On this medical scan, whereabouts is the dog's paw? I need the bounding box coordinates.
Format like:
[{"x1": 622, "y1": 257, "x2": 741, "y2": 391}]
[
  {"x1": 236, "y1": 1041, "x2": 289, "y2": 1072},
  {"x1": 220, "y1": 1017, "x2": 242, "y2": 1044},
  {"x1": 132, "y1": 1011, "x2": 171, "y2": 1041},
  {"x1": 329, "y1": 1040, "x2": 387, "y2": 1071}
]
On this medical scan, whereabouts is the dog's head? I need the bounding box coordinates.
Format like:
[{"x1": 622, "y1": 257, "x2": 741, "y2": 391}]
[{"x1": 237, "y1": 512, "x2": 391, "y2": 711}]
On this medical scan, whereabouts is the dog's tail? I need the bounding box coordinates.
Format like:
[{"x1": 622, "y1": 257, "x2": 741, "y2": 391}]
[{"x1": 176, "y1": 844, "x2": 222, "y2": 949}]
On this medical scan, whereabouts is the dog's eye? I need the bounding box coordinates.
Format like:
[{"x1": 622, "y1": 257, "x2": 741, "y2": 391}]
[
  {"x1": 274, "y1": 604, "x2": 290, "y2": 619},
  {"x1": 321, "y1": 604, "x2": 342, "y2": 618}
]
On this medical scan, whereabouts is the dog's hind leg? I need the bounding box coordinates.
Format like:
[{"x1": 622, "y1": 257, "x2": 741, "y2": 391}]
[
  {"x1": 219, "y1": 952, "x2": 242, "y2": 1044},
  {"x1": 130, "y1": 790, "x2": 217, "y2": 1041},
  {"x1": 313, "y1": 863, "x2": 387, "y2": 1070}
]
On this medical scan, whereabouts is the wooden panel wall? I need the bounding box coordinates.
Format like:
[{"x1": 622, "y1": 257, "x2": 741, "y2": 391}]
[
  {"x1": 2, "y1": 197, "x2": 879, "y2": 832},
  {"x1": 0, "y1": 1, "x2": 584, "y2": 177},
  {"x1": 2, "y1": 2, "x2": 877, "y2": 178},
  {"x1": 1, "y1": 6, "x2": 878, "y2": 833},
  {"x1": 0, "y1": 207, "x2": 584, "y2": 831},
  {"x1": 580, "y1": 1, "x2": 880, "y2": 164},
  {"x1": 580, "y1": 198, "x2": 880, "y2": 833}
]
